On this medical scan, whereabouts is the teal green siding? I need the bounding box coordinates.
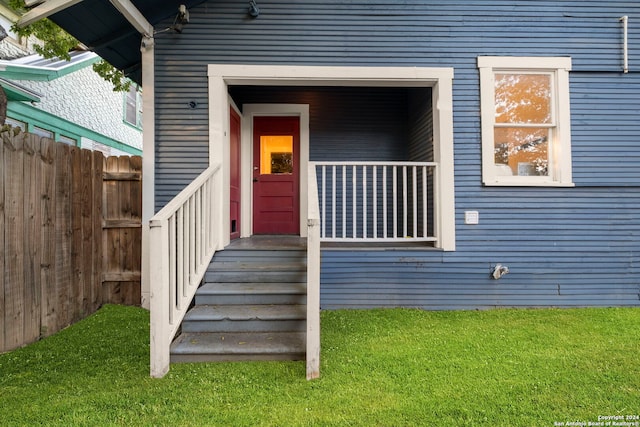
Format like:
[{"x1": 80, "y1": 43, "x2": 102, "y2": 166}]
[{"x1": 8, "y1": 102, "x2": 142, "y2": 155}]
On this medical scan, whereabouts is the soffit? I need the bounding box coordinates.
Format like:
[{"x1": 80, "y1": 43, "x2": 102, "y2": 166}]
[{"x1": 47, "y1": 0, "x2": 208, "y2": 85}]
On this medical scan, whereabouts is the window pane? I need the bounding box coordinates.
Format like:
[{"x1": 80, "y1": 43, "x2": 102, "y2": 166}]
[
  {"x1": 4, "y1": 117, "x2": 26, "y2": 130},
  {"x1": 495, "y1": 74, "x2": 551, "y2": 125},
  {"x1": 59, "y1": 135, "x2": 77, "y2": 146},
  {"x1": 125, "y1": 86, "x2": 137, "y2": 125},
  {"x1": 494, "y1": 127, "x2": 549, "y2": 176},
  {"x1": 32, "y1": 127, "x2": 53, "y2": 139},
  {"x1": 260, "y1": 135, "x2": 293, "y2": 174}
]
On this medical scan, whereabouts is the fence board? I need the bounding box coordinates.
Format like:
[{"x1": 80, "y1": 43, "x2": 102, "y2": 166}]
[
  {"x1": 80, "y1": 149, "x2": 93, "y2": 317},
  {"x1": 55, "y1": 143, "x2": 72, "y2": 331},
  {"x1": 3, "y1": 132, "x2": 25, "y2": 349},
  {"x1": 71, "y1": 146, "x2": 83, "y2": 323},
  {"x1": 92, "y1": 151, "x2": 103, "y2": 312},
  {"x1": 129, "y1": 156, "x2": 143, "y2": 305},
  {"x1": 1, "y1": 132, "x2": 141, "y2": 353},
  {"x1": 103, "y1": 156, "x2": 120, "y2": 304},
  {"x1": 23, "y1": 134, "x2": 40, "y2": 344},
  {"x1": 39, "y1": 138, "x2": 56, "y2": 337},
  {"x1": 0, "y1": 129, "x2": 5, "y2": 351},
  {"x1": 118, "y1": 156, "x2": 134, "y2": 305}
]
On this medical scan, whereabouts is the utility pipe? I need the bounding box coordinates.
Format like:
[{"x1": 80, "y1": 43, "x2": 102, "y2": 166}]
[{"x1": 621, "y1": 16, "x2": 629, "y2": 74}]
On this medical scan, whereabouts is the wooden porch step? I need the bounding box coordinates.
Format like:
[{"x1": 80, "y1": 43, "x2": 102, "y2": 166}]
[
  {"x1": 195, "y1": 282, "x2": 306, "y2": 305},
  {"x1": 205, "y1": 257, "x2": 306, "y2": 282},
  {"x1": 170, "y1": 332, "x2": 305, "y2": 363},
  {"x1": 182, "y1": 304, "x2": 306, "y2": 333},
  {"x1": 209, "y1": 259, "x2": 306, "y2": 268},
  {"x1": 205, "y1": 269, "x2": 306, "y2": 284}
]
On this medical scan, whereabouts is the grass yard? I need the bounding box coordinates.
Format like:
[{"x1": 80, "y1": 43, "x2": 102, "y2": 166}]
[{"x1": 0, "y1": 305, "x2": 639, "y2": 426}]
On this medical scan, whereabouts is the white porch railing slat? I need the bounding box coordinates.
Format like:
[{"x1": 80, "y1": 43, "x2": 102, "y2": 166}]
[
  {"x1": 393, "y1": 166, "x2": 398, "y2": 238},
  {"x1": 312, "y1": 161, "x2": 437, "y2": 243},
  {"x1": 342, "y1": 165, "x2": 346, "y2": 239},
  {"x1": 150, "y1": 163, "x2": 222, "y2": 378}
]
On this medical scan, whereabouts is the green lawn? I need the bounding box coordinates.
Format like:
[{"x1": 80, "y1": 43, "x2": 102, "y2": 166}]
[{"x1": 1, "y1": 305, "x2": 639, "y2": 426}]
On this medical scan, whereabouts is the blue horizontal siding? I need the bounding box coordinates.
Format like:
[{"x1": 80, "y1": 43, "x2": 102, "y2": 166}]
[
  {"x1": 155, "y1": 0, "x2": 640, "y2": 308},
  {"x1": 320, "y1": 249, "x2": 640, "y2": 309},
  {"x1": 229, "y1": 86, "x2": 409, "y2": 162}
]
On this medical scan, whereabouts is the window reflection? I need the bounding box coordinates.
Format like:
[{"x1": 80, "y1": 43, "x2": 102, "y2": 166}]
[
  {"x1": 494, "y1": 73, "x2": 553, "y2": 176},
  {"x1": 260, "y1": 135, "x2": 293, "y2": 174}
]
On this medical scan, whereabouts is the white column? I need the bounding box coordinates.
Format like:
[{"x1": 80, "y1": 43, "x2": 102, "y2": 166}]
[
  {"x1": 141, "y1": 35, "x2": 155, "y2": 309},
  {"x1": 432, "y1": 74, "x2": 456, "y2": 251}
]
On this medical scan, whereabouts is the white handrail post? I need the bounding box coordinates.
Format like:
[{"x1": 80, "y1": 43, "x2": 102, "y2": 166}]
[
  {"x1": 307, "y1": 162, "x2": 321, "y2": 380},
  {"x1": 150, "y1": 219, "x2": 171, "y2": 378}
]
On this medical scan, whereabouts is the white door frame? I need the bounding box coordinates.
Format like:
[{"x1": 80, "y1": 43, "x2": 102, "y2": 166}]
[{"x1": 241, "y1": 104, "x2": 310, "y2": 238}]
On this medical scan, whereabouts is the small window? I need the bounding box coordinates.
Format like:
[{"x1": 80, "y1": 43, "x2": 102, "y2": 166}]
[
  {"x1": 58, "y1": 135, "x2": 77, "y2": 146},
  {"x1": 478, "y1": 57, "x2": 573, "y2": 186},
  {"x1": 4, "y1": 117, "x2": 26, "y2": 131},
  {"x1": 124, "y1": 84, "x2": 143, "y2": 128},
  {"x1": 32, "y1": 126, "x2": 53, "y2": 139}
]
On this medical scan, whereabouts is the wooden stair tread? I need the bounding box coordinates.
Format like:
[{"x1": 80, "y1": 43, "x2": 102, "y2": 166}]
[
  {"x1": 184, "y1": 304, "x2": 305, "y2": 321},
  {"x1": 171, "y1": 332, "x2": 305, "y2": 355},
  {"x1": 198, "y1": 282, "x2": 306, "y2": 295}
]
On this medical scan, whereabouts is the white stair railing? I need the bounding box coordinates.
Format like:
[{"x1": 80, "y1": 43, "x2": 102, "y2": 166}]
[
  {"x1": 150, "y1": 164, "x2": 223, "y2": 378},
  {"x1": 306, "y1": 162, "x2": 321, "y2": 380},
  {"x1": 313, "y1": 161, "x2": 438, "y2": 243}
]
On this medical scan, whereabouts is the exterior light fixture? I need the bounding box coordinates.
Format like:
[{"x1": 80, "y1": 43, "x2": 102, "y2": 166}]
[
  {"x1": 248, "y1": 0, "x2": 260, "y2": 18},
  {"x1": 172, "y1": 4, "x2": 190, "y2": 33}
]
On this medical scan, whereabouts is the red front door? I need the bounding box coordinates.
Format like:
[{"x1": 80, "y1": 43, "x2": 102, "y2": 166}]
[
  {"x1": 253, "y1": 116, "x2": 300, "y2": 235},
  {"x1": 229, "y1": 107, "x2": 241, "y2": 240}
]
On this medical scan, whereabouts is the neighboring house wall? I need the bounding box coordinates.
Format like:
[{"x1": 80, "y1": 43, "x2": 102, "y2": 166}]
[
  {"x1": 13, "y1": 65, "x2": 143, "y2": 153},
  {"x1": 153, "y1": 1, "x2": 640, "y2": 309},
  {"x1": 0, "y1": 3, "x2": 142, "y2": 156}
]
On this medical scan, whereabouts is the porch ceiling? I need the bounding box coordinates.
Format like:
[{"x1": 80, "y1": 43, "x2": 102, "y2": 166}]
[{"x1": 44, "y1": 0, "x2": 208, "y2": 85}]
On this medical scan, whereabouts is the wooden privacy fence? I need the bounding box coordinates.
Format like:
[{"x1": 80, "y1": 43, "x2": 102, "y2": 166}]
[{"x1": 0, "y1": 128, "x2": 142, "y2": 353}]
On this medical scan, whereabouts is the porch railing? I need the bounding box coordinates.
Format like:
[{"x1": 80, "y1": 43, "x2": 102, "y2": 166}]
[
  {"x1": 312, "y1": 161, "x2": 438, "y2": 243},
  {"x1": 149, "y1": 163, "x2": 223, "y2": 378}
]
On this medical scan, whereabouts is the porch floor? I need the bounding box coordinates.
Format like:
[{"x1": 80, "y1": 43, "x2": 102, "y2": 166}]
[
  {"x1": 227, "y1": 235, "x2": 437, "y2": 251},
  {"x1": 226, "y1": 235, "x2": 307, "y2": 250}
]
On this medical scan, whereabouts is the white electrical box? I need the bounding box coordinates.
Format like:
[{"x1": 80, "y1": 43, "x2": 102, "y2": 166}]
[{"x1": 464, "y1": 211, "x2": 479, "y2": 225}]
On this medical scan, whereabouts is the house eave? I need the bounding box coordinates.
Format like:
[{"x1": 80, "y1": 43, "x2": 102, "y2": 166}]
[
  {"x1": 0, "y1": 78, "x2": 42, "y2": 102},
  {"x1": 0, "y1": 51, "x2": 100, "y2": 82}
]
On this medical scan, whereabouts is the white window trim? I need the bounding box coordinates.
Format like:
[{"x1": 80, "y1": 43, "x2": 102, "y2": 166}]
[
  {"x1": 124, "y1": 85, "x2": 143, "y2": 128},
  {"x1": 208, "y1": 64, "x2": 456, "y2": 251},
  {"x1": 478, "y1": 56, "x2": 574, "y2": 187}
]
